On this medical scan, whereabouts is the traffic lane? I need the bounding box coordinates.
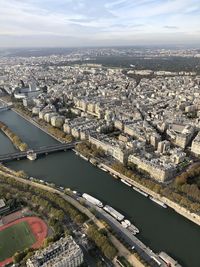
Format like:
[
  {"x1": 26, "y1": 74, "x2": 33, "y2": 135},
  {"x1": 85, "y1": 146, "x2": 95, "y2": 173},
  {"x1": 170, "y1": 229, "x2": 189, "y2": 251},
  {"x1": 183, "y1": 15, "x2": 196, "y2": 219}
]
[{"x1": 94, "y1": 207, "x2": 161, "y2": 267}]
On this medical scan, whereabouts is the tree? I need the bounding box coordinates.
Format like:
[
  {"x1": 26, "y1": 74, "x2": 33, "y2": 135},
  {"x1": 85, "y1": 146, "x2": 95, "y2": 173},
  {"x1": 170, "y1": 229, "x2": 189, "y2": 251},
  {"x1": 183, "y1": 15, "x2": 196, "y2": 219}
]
[
  {"x1": 13, "y1": 251, "x2": 26, "y2": 263},
  {"x1": 175, "y1": 173, "x2": 187, "y2": 186},
  {"x1": 19, "y1": 142, "x2": 28, "y2": 151},
  {"x1": 16, "y1": 170, "x2": 27, "y2": 178}
]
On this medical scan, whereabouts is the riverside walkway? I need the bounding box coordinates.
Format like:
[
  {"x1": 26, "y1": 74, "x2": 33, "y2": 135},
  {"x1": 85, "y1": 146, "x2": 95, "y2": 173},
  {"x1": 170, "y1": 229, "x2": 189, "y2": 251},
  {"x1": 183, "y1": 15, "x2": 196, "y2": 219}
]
[
  {"x1": 0, "y1": 167, "x2": 165, "y2": 267},
  {"x1": 84, "y1": 201, "x2": 168, "y2": 267}
]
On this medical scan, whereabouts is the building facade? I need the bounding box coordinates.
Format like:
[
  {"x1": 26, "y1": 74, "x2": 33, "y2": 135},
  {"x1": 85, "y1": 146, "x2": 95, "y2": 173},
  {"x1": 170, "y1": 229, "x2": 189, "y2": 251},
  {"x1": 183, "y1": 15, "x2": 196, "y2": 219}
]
[{"x1": 26, "y1": 236, "x2": 83, "y2": 267}]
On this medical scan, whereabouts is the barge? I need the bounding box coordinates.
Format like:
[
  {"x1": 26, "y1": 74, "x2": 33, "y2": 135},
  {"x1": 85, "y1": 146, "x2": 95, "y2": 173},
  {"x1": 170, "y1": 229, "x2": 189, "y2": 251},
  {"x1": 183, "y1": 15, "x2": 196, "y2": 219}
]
[
  {"x1": 149, "y1": 197, "x2": 167, "y2": 208},
  {"x1": 82, "y1": 193, "x2": 103, "y2": 207}
]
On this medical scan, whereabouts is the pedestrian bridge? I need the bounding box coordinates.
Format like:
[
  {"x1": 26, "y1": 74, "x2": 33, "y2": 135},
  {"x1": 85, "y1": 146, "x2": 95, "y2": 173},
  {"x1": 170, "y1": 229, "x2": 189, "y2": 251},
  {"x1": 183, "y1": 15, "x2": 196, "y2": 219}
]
[
  {"x1": 0, "y1": 142, "x2": 77, "y2": 162},
  {"x1": 0, "y1": 100, "x2": 12, "y2": 112}
]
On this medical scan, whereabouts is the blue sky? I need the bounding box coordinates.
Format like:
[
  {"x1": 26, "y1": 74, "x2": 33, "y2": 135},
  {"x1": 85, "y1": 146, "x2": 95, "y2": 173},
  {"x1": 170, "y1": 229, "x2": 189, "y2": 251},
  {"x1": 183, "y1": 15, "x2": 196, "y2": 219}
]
[{"x1": 0, "y1": 0, "x2": 200, "y2": 47}]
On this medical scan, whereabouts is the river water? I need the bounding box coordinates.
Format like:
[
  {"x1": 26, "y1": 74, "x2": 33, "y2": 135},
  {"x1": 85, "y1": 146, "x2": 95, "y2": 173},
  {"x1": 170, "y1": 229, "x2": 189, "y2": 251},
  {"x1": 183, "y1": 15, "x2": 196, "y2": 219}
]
[{"x1": 0, "y1": 110, "x2": 200, "y2": 267}]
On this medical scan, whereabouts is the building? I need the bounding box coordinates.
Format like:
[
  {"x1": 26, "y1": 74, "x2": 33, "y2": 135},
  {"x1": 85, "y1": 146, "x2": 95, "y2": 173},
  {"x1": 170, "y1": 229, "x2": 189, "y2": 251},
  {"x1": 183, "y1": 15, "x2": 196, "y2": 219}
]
[
  {"x1": 170, "y1": 149, "x2": 186, "y2": 164},
  {"x1": 123, "y1": 120, "x2": 161, "y2": 147},
  {"x1": 191, "y1": 131, "x2": 200, "y2": 156},
  {"x1": 26, "y1": 236, "x2": 83, "y2": 267},
  {"x1": 14, "y1": 82, "x2": 42, "y2": 100},
  {"x1": 50, "y1": 115, "x2": 65, "y2": 128},
  {"x1": 89, "y1": 133, "x2": 132, "y2": 164},
  {"x1": 0, "y1": 199, "x2": 10, "y2": 216},
  {"x1": 157, "y1": 140, "x2": 170, "y2": 154},
  {"x1": 166, "y1": 124, "x2": 195, "y2": 149},
  {"x1": 128, "y1": 154, "x2": 176, "y2": 182}
]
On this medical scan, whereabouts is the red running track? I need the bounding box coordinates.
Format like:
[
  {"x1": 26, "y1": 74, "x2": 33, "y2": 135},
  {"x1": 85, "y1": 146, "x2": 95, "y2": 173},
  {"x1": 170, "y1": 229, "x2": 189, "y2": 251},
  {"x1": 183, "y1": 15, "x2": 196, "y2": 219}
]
[{"x1": 0, "y1": 216, "x2": 48, "y2": 267}]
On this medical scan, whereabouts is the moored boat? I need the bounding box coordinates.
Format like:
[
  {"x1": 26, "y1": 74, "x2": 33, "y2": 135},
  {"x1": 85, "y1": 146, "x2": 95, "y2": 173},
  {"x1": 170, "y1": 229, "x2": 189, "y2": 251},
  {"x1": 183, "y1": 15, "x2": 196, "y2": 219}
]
[
  {"x1": 121, "y1": 179, "x2": 132, "y2": 187},
  {"x1": 127, "y1": 223, "x2": 140, "y2": 235},
  {"x1": 103, "y1": 205, "x2": 124, "y2": 221},
  {"x1": 82, "y1": 193, "x2": 103, "y2": 207},
  {"x1": 133, "y1": 186, "x2": 148, "y2": 197},
  {"x1": 79, "y1": 154, "x2": 88, "y2": 161},
  {"x1": 99, "y1": 166, "x2": 108, "y2": 172},
  {"x1": 149, "y1": 196, "x2": 167, "y2": 208}
]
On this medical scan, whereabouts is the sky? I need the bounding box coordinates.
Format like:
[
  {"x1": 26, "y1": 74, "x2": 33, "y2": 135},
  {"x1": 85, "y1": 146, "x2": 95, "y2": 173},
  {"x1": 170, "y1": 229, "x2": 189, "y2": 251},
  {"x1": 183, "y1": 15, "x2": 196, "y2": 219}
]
[{"x1": 0, "y1": 0, "x2": 200, "y2": 47}]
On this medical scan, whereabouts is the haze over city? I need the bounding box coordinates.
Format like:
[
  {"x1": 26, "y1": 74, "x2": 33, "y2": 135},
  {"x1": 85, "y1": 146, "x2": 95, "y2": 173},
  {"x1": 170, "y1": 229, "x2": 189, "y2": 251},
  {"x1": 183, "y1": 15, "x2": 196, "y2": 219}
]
[
  {"x1": 0, "y1": 0, "x2": 200, "y2": 47},
  {"x1": 0, "y1": 1, "x2": 200, "y2": 267}
]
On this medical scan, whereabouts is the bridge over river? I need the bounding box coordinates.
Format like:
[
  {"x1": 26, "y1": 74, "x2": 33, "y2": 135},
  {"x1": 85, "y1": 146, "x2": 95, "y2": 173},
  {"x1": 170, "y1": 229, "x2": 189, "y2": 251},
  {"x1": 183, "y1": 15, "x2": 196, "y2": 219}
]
[
  {"x1": 0, "y1": 142, "x2": 77, "y2": 162},
  {"x1": 0, "y1": 100, "x2": 12, "y2": 112}
]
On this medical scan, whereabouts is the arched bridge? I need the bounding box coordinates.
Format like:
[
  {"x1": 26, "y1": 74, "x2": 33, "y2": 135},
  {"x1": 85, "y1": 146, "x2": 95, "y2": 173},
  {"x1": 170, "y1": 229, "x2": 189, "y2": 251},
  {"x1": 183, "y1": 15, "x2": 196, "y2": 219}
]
[{"x1": 0, "y1": 142, "x2": 78, "y2": 163}]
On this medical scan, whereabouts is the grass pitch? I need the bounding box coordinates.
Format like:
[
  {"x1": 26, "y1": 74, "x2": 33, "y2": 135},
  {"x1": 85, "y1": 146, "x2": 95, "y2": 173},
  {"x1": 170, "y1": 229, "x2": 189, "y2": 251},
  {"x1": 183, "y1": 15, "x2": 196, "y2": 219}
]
[{"x1": 0, "y1": 221, "x2": 36, "y2": 261}]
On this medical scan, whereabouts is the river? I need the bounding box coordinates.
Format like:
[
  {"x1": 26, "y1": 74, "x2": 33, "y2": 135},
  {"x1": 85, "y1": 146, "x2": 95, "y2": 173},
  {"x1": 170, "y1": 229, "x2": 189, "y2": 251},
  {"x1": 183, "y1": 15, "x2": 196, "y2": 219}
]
[{"x1": 0, "y1": 110, "x2": 200, "y2": 267}]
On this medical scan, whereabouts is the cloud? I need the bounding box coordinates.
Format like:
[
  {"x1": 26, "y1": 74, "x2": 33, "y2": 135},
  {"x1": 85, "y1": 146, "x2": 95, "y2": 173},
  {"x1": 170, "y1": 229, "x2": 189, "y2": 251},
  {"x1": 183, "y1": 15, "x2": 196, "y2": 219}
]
[
  {"x1": 164, "y1": 26, "x2": 179, "y2": 29},
  {"x1": 0, "y1": 0, "x2": 200, "y2": 47}
]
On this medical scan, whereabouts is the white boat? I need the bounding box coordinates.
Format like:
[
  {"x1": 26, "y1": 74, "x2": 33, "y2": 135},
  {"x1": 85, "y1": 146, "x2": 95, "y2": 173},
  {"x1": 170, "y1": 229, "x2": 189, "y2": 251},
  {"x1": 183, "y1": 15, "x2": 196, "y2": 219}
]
[
  {"x1": 158, "y1": 252, "x2": 181, "y2": 267},
  {"x1": 82, "y1": 193, "x2": 103, "y2": 208},
  {"x1": 72, "y1": 149, "x2": 78, "y2": 155},
  {"x1": 103, "y1": 205, "x2": 124, "y2": 221},
  {"x1": 121, "y1": 179, "x2": 132, "y2": 187},
  {"x1": 124, "y1": 219, "x2": 131, "y2": 226},
  {"x1": 127, "y1": 227, "x2": 137, "y2": 235},
  {"x1": 90, "y1": 158, "x2": 97, "y2": 166},
  {"x1": 99, "y1": 166, "x2": 108, "y2": 172},
  {"x1": 79, "y1": 154, "x2": 88, "y2": 161},
  {"x1": 121, "y1": 221, "x2": 129, "y2": 228},
  {"x1": 133, "y1": 186, "x2": 148, "y2": 197},
  {"x1": 149, "y1": 197, "x2": 167, "y2": 208},
  {"x1": 151, "y1": 256, "x2": 162, "y2": 266},
  {"x1": 127, "y1": 223, "x2": 139, "y2": 234}
]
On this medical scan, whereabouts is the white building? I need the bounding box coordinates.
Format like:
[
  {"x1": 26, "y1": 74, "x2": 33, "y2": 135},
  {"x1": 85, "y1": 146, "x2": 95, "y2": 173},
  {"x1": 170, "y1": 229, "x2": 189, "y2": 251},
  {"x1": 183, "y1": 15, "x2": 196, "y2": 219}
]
[{"x1": 26, "y1": 236, "x2": 83, "y2": 267}]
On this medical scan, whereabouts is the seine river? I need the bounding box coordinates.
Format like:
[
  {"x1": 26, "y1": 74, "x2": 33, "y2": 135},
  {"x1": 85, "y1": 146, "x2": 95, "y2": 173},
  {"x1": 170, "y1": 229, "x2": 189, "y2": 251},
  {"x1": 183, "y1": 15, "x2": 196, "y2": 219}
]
[{"x1": 0, "y1": 110, "x2": 200, "y2": 267}]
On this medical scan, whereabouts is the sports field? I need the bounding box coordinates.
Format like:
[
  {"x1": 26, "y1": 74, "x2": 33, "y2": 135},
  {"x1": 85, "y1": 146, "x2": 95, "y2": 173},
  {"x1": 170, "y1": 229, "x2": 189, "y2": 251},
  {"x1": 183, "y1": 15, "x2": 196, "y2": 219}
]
[
  {"x1": 0, "y1": 216, "x2": 47, "y2": 266},
  {"x1": 0, "y1": 221, "x2": 36, "y2": 262}
]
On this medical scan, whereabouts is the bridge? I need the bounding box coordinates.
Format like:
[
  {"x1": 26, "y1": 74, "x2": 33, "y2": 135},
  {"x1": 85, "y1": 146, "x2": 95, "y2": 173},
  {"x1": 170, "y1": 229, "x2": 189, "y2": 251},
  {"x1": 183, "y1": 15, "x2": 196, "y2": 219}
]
[
  {"x1": 0, "y1": 142, "x2": 77, "y2": 163},
  {"x1": 0, "y1": 100, "x2": 12, "y2": 112}
]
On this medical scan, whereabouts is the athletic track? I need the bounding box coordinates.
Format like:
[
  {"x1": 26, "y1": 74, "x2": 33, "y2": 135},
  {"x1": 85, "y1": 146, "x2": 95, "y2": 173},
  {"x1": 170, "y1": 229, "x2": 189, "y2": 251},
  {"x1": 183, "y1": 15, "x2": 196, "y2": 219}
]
[{"x1": 0, "y1": 216, "x2": 47, "y2": 267}]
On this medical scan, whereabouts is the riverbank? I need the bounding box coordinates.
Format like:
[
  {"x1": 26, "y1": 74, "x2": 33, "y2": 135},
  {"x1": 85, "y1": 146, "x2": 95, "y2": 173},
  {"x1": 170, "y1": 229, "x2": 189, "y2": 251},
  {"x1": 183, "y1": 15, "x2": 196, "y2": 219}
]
[
  {"x1": 71, "y1": 146, "x2": 200, "y2": 227},
  {"x1": 11, "y1": 105, "x2": 200, "y2": 227},
  {"x1": 2, "y1": 109, "x2": 200, "y2": 266},
  {"x1": 0, "y1": 165, "x2": 149, "y2": 267},
  {"x1": 12, "y1": 108, "x2": 63, "y2": 143},
  {"x1": 99, "y1": 163, "x2": 200, "y2": 227},
  {"x1": 0, "y1": 121, "x2": 28, "y2": 151}
]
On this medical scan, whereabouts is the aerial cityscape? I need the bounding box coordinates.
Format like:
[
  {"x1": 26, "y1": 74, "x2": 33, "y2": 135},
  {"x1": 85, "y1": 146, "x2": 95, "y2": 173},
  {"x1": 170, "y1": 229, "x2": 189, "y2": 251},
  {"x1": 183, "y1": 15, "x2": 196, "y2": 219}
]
[{"x1": 0, "y1": 1, "x2": 200, "y2": 267}]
